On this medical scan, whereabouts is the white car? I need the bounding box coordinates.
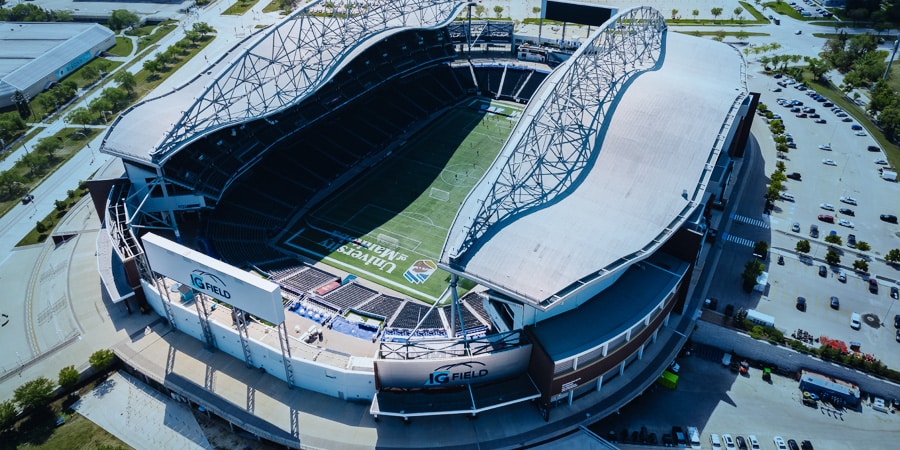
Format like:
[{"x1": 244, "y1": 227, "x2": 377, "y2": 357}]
[
  {"x1": 840, "y1": 196, "x2": 858, "y2": 205},
  {"x1": 822, "y1": 158, "x2": 837, "y2": 166},
  {"x1": 748, "y1": 435, "x2": 760, "y2": 450},
  {"x1": 839, "y1": 218, "x2": 855, "y2": 228},
  {"x1": 795, "y1": 29, "x2": 802, "y2": 35},
  {"x1": 819, "y1": 203, "x2": 834, "y2": 211},
  {"x1": 774, "y1": 436, "x2": 787, "y2": 450},
  {"x1": 875, "y1": 159, "x2": 889, "y2": 165},
  {"x1": 792, "y1": 222, "x2": 800, "y2": 232},
  {"x1": 818, "y1": 144, "x2": 832, "y2": 150},
  {"x1": 780, "y1": 192, "x2": 795, "y2": 201},
  {"x1": 856, "y1": 130, "x2": 867, "y2": 136},
  {"x1": 723, "y1": 434, "x2": 736, "y2": 450}
]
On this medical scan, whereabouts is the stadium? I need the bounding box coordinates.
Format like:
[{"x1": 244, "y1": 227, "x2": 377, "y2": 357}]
[{"x1": 93, "y1": 0, "x2": 755, "y2": 443}]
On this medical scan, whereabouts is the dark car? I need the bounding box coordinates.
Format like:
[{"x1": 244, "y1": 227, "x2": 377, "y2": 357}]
[
  {"x1": 788, "y1": 439, "x2": 800, "y2": 450},
  {"x1": 892, "y1": 286, "x2": 899, "y2": 300},
  {"x1": 814, "y1": 118, "x2": 827, "y2": 124},
  {"x1": 868, "y1": 145, "x2": 881, "y2": 152},
  {"x1": 787, "y1": 172, "x2": 802, "y2": 180},
  {"x1": 881, "y1": 214, "x2": 898, "y2": 223},
  {"x1": 839, "y1": 208, "x2": 854, "y2": 216},
  {"x1": 870, "y1": 278, "x2": 879, "y2": 294},
  {"x1": 847, "y1": 233, "x2": 857, "y2": 248},
  {"x1": 801, "y1": 440, "x2": 814, "y2": 450},
  {"x1": 842, "y1": 117, "x2": 853, "y2": 122},
  {"x1": 831, "y1": 296, "x2": 840, "y2": 309},
  {"x1": 797, "y1": 297, "x2": 807, "y2": 311},
  {"x1": 21, "y1": 193, "x2": 34, "y2": 205},
  {"x1": 818, "y1": 265, "x2": 827, "y2": 277},
  {"x1": 736, "y1": 435, "x2": 749, "y2": 450},
  {"x1": 823, "y1": 102, "x2": 834, "y2": 107}
]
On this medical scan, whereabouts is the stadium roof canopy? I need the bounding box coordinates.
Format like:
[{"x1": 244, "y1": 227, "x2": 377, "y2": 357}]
[
  {"x1": 0, "y1": 22, "x2": 114, "y2": 108},
  {"x1": 100, "y1": 0, "x2": 468, "y2": 166},
  {"x1": 440, "y1": 7, "x2": 747, "y2": 308}
]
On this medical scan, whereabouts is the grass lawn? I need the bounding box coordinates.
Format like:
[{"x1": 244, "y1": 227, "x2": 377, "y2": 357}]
[
  {"x1": 284, "y1": 100, "x2": 520, "y2": 301},
  {"x1": 17, "y1": 413, "x2": 127, "y2": 450},
  {"x1": 223, "y1": 0, "x2": 260, "y2": 15},
  {"x1": 262, "y1": 0, "x2": 286, "y2": 13},
  {"x1": 106, "y1": 37, "x2": 134, "y2": 57},
  {"x1": 677, "y1": 30, "x2": 768, "y2": 38},
  {"x1": 132, "y1": 22, "x2": 177, "y2": 53}
]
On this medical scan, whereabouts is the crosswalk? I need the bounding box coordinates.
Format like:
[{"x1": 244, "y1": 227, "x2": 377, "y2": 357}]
[
  {"x1": 730, "y1": 213, "x2": 771, "y2": 229},
  {"x1": 722, "y1": 232, "x2": 755, "y2": 248}
]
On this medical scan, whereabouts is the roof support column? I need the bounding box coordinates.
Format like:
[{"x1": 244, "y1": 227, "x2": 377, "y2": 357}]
[
  {"x1": 156, "y1": 166, "x2": 182, "y2": 242},
  {"x1": 449, "y1": 273, "x2": 460, "y2": 338}
]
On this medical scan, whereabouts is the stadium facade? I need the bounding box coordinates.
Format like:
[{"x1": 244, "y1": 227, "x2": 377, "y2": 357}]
[
  {"x1": 0, "y1": 22, "x2": 115, "y2": 110},
  {"x1": 94, "y1": 0, "x2": 754, "y2": 439}
]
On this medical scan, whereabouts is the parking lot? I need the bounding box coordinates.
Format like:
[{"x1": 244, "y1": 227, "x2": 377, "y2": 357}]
[
  {"x1": 588, "y1": 351, "x2": 900, "y2": 450},
  {"x1": 701, "y1": 64, "x2": 900, "y2": 372}
]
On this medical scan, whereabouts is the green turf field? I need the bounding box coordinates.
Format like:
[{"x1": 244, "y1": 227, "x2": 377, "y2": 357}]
[{"x1": 283, "y1": 99, "x2": 521, "y2": 301}]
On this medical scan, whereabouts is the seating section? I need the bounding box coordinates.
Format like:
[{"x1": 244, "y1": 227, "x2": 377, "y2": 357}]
[
  {"x1": 356, "y1": 295, "x2": 405, "y2": 321},
  {"x1": 389, "y1": 303, "x2": 444, "y2": 329},
  {"x1": 279, "y1": 267, "x2": 340, "y2": 296},
  {"x1": 442, "y1": 300, "x2": 487, "y2": 336},
  {"x1": 322, "y1": 283, "x2": 379, "y2": 312}
]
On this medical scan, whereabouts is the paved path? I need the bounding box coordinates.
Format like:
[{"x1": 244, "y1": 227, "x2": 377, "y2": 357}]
[{"x1": 75, "y1": 371, "x2": 213, "y2": 450}]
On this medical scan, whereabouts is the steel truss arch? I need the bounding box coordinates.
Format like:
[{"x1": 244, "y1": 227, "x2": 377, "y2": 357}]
[
  {"x1": 444, "y1": 7, "x2": 667, "y2": 262},
  {"x1": 153, "y1": 0, "x2": 467, "y2": 159}
]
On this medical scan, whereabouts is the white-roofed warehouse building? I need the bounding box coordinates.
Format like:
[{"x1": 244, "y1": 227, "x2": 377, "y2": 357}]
[{"x1": 0, "y1": 22, "x2": 115, "y2": 110}]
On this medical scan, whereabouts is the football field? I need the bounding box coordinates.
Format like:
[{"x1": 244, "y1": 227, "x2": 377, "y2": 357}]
[{"x1": 283, "y1": 99, "x2": 522, "y2": 301}]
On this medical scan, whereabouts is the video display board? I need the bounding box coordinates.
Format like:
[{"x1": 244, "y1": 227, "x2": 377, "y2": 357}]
[
  {"x1": 142, "y1": 233, "x2": 285, "y2": 324},
  {"x1": 542, "y1": 0, "x2": 617, "y2": 27}
]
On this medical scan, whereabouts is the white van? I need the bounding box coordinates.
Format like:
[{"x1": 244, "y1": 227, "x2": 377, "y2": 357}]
[
  {"x1": 850, "y1": 312, "x2": 861, "y2": 330},
  {"x1": 686, "y1": 426, "x2": 702, "y2": 449}
]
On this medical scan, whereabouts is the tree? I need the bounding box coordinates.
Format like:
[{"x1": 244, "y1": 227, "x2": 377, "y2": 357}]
[
  {"x1": 533, "y1": 6, "x2": 541, "y2": 15},
  {"x1": 853, "y1": 259, "x2": 869, "y2": 273},
  {"x1": 192, "y1": 22, "x2": 214, "y2": 38},
  {"x1": 474, "y1": 5, "x2": 485, "y2": 18},
  {"x1": 66, "y1": 107, "x2": 93, "y2": 130},
  {"x1": 672, "y1": 9, "x2": 679, "y2": 20},
  {"x1": 0, "y1": 170, "x2": 26, "y2": 197},
  {"x1": 855, "y1": 241, "x2": 870, "y2": 252},
  {"x1": 692, "y1": 9, "x2": 699, "y2": 21},
  {"x1": 742, "y1": 259, "x2": 765, "y2": 292},
  {"x1": 13, "y1": 377, "x2": 54, "y2": 412},
  {"x1": 713, "y1": 30, "x2": 726, "y2": 42},
  {"x1": 804, "y1": 56, "x2": 829, "y2": 80},
  {"x1": 114, "y1": 71, "x2": 136, "y2": 94},
  {"x1": 775, "y1": 161, "x2": 786, "y2": 172},
  {"x1": 58, "y1": 365, "x2": 79, "y2": 392},
  {"x1": 100, "y1": 87, "x2": 128, "y2": 110},
  {"x1": 89, "y1": 349, "x2": 116, "y2": 372},
  {"x1": 21, "y1": 151, "x2": 48, "y2": 176},
  {"x1": 142, "y1": 59, "x2": 161, "y2": 78},
  {"x1": 711, "y1": 7, "x2": 723, "y2": 22},
  {"x1": 493, "y1": 5, "x2": 503, "y2": 18},
  {"x1": 0, "y1": 400, "x2": 15, "y2": 431},
  {"x1": 825, "y1": 249, "x2": 841, "y2": 266},
  {"x1": 54, "y1": 199, "x2": 68, "y2": 211},
  {"x1": 765, "y1": 184, "x2": 781, "y2": 202},
  {"x1": 753, "y1": 241, "x2": 769, "y2": 258},
  {"x1": 886, "y1": 248, "x2": 900, "y2": 264},
  {"x1": 34, "y1": 136, "x2": 62, "y2": 159},
  {"x1": 80, "y1": 64, "x2": 100, "y2": 84},
  {"x1": 733, "y1": 7, "x2": 744, "y2": 21},
  {"x1": 736, "y1": 30, "x2": 749, "y2": 42},
  {"x1": 824, "y1": 234, "x2": 843, "y2": 246},
  {"x1": 108, "y1": 9, "x2": 140, "y2": 31},
  {"x1": 795, "y1": 240, "x2": 811, "y2": 254},
  {"x1": 184, "y1": 30, "x2": 201, "y2": 47}
]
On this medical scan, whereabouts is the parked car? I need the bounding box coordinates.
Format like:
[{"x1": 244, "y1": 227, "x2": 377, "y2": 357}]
[
  {"x1": 869, "y1": 279, "x2": 878, "y2": 294},
  {"x1": 800, "y1": 439, "x2": 814, "y2": 450},
  {"x1": 788, "y1": 440, "x2": 800, "y2": 450},
  {"x1": 796, "y1": 296, "x2": 807, "y2": 311},
  {"x1": 736, "y1": 435, "x2": 749, "y2": 450},
  {"x1": 838, "y1": 219, "x2": 854, "y2": 228},
  {"x1": 839, "y1": 208, "x2": 854, "y2": 216},
  {"x1": 851, "y1": 312, "x2": 861, "y2": 330},
  {"x1": 822, "y1": 159, "x2": 836, "y2": 166},
  {"x1": 894, "y1": 314, "x2": 900, "y2": 329},
  {"x1": 792, "y1": 222, "x2": 800, "y2": 232},
  {"x1": 723, "y1": 434, "x2": 736, "y2": 450},
  {"x1": 748, "y1": 435, "x2": 760, "y2": 450},
  {"x1": 818, "y1": 214, "x2": 834, "y2": 223},
  {"x1": 819, "y1": 203, "x2": 834, "y2": 211},
  {"x1": 818, "y1": 265, "x2": 827, "y2": 277},
  {"x1": 851, "y1": 124, "x2": 863, "y2": 130},
  {"x1": 841, "y1": 117, "x2": 853, "y2": 122},
  {"x1": 892, "y1": 286, "x2": 899, "y2": 300},
  {"x1": 868, "y1": 145, "x2": 881, "y2": 152},
  {"x1": 847, "y1": 233, "x2": 857, "y2": 247},
  {"x1": 840, "y1": 196, "x2": 858, "y2": 205},
  {"x1": 774, "y1": 436, "x2": 788, "y2": 450},
  {"x1": 818, "y1": 144, "x2": 832, "y2": 150},
  {"x1": 831, "y1": 296, "x2": 840, "y2": 309},
  {"x1": 838, "y1": 271, "x2": 847, "y2": 283},
  {"x1": 814, "y1": 118, "x2": 827, "y2": 124},
  {"x1": 881, "y1": 214, "x2": 898, "y2": 223},
  {"x1": 809, "y1": 224, "x2": 819, "y2": 238},
  {"x1": 787, "y1": 172, "x2": 802, "y2": 180}
]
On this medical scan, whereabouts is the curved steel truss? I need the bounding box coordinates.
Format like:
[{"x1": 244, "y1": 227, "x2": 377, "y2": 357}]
[
  {"x1": 445, "y1": 7, "x2": 666, "y2": 262},
  {"x1": 152, "y1": 0, "x2": 466, "y2": 158}
]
